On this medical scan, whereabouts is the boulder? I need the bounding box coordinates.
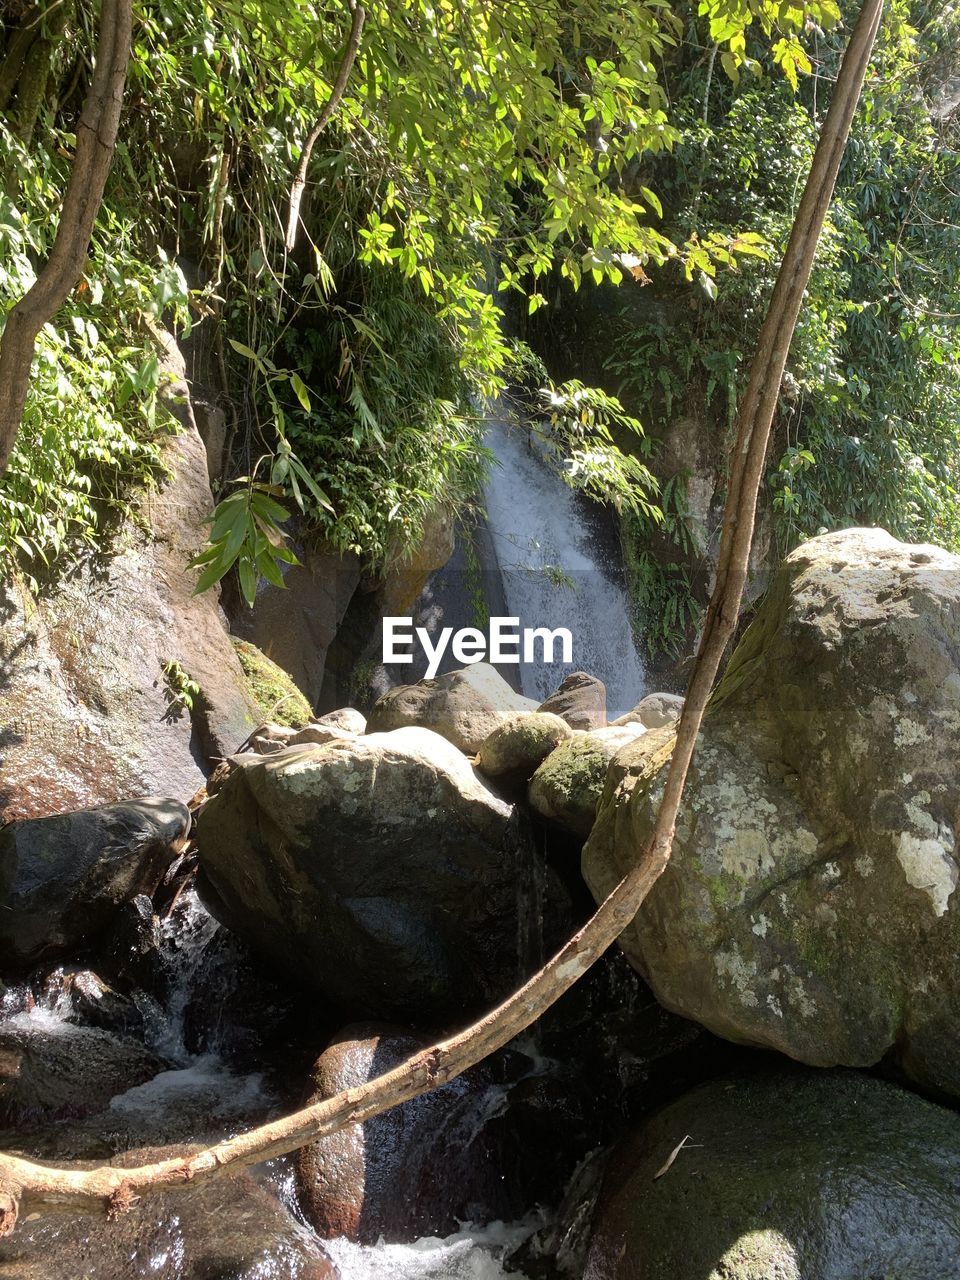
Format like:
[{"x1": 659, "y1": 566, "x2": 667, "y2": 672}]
[
  {"x1": 297, "y1": 1023, "x2": 511, "y2": 1243},
  {"x1": 477, "y1": 711, "x2": 574, "y2": 782},
  {"x1": 366, "y1": 663, "x2": 537, "y2": 754},
  {"x1": 537, "y1": 671, "x2": 607, "y2": 730},
  {"x1": 584, "y1": 528, "x2": 960, "y2": 1096},
  {"x1": 528, "y1": 726, "x2": 646, "y2": 837},
  {"x1": 0, "y1": 798, "x2": 190, "y2": 969},
  {"x1": 0, "y1": 1144, "x2": 337, "y2": 1279},
  {"x1": 195, "y1": 727, "x2": 571, "y2": 1022},
  {"x1": 611, "y1": 691, "x2": 684, "y2": 729},
  {"x1": 0, "y1": 421, "x2": 260, "y2": 823},
  {"x1": 586, "y1": 1071, "x2": 960, "y2": 1280}
]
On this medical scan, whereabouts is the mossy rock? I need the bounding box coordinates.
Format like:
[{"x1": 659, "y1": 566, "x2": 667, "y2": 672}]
[
  {"x1": 231, "y1": 639, "x2": 312, "y2": 728},
  {"x1": 587, "y1": 1070, "x2": 960, "y2": 1280},
  {"x1": 583, "y1": 528, "x2": 960, "y2": 1098},
  {"x1": 528, "y1": 726, "x2": 645, "y2": 837},
  {"x1": 477, "y1": 711, "x2": 574, "y2": 782}
]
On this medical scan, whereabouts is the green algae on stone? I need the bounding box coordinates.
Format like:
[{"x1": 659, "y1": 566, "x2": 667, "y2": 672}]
[
  {"x1": 587, "y1": 1070, "x2": 960, "y2": 1280},
  {"x1": 232, "y1": 638, "x2": 313, "y2": 728}
]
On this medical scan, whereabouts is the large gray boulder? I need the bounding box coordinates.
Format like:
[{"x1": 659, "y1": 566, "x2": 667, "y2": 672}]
[
  {"x1": 0, "y1": 420, "x2": 259, "y2": 823},
  {"x1": 366, "y1": 663, "x2": 537, "y2": 754},
  {"x1": 0, "y1": 798, "x2": 190, "y2": 969},
  {"x1": 584, "y1": 528, "x2": 960, "y2": 1095},
  {"x1": 587, "y1": 1071, "x2": 960, "y2": 1280},
  {"x1": 196, "y1": 728, "x2": 571, "y2": 1022}
]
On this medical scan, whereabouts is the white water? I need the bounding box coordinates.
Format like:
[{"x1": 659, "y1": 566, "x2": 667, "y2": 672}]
[
  {"x1": 327, "y1": 1218, "x2": 540, "y2": 1280},
  {"x1": 483, "y1": 421, "x2": 645, "y2": 717}
]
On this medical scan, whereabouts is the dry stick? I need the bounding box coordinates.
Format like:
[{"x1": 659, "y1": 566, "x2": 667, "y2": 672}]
[
  {"x1": 0, "y1": 0, "x2": 883, "y2": 1236},
  {"x1": 0, "y1": 0, "x2": 133, "y2": 474},
  {"x1": 283, "y1": 2, "x2": 366, "y2": 253}
]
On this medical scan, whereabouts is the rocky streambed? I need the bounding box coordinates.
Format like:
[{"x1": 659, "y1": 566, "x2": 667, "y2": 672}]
[{"x1": 2, "y1": 527, "x2": 960, "y2": 1278}]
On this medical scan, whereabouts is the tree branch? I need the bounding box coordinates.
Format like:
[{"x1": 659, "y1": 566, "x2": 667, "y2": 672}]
[
  {"x1": 0, "y1": 0, "x2": 133, "y2": 475},
  {"x1": 0, "y1": 0, "x2": 883, "y2": 1235},
  {"x1": 284, "y1": 2, "x2": 366, "y2": 253}
]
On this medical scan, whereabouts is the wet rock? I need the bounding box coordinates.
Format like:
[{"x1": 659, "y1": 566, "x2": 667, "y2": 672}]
[
  {"x1": 0, "y1": 416, "x2": 260, "y2": 824},
  {"x1": 585, "y1": 529, "x2": 960, "y2": 1096},
  {"x1": 537, "y1": 671, "x2": 607, "y2": 730},
  {"x1": 586, "y1": 1070, "x2": 960, "y2": 1280},
  {"x1": 477, "y1": 712, "x2": 574, "y2": 783},
  {"x1": 366, "y1": 663, "x2": 537, "y2": 754},
  {"x1": 196, "y1": 727, "x2": 571, "y2": 1022},
  {"x1": 0, "y1": 798, "x2": 190, "y2": 970},
  {"x1": 0, "y1": 1146, "x2": 337, "y2": 1279},
  {"x1": 297, "y1": 1023, "x2": 512, "y2": 1243},
  {"x1": 528, "y1": 726, "x2": 645, "y2": 837},
  {"x1": 35, "y1": 968, "x2": 144, "y2": 1038},
  {"x1": 0, "y1": 1013, "x2": 163, "y2": 1125},
  {"x1": 611, "y1": 691, "x2": 684, "y2": 729}
]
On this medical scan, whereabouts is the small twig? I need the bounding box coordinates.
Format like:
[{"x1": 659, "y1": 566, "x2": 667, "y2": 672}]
[{"x1": 653, "y1": 1134, "x2": 702, "y2": 1180}]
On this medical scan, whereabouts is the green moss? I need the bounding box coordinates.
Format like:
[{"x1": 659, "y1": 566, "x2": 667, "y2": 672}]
[{"x1": 231, "y1": 639, "x2": 312, "y2": 727}]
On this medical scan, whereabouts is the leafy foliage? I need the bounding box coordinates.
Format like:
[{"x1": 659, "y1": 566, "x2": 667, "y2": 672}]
[
  {"x1": 592, "y1": 0, "x2": 960, "y2": 648},
  {"x1": 1, "y1": 0, "x2": 846, "y2": 594},
  {"x1": 0, "y1": 124, "x2": 189, "y2": 578}
]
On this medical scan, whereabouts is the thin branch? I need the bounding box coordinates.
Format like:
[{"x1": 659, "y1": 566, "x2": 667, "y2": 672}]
[
  {"x1": 284, "y1": 1, "x2": 366, "y2": 252},
  {"x1": 0, "y1": 0, "x2": 883, "y2": 1235},
  {"x1": 0, "y1": 0, "x2": 133, "y2": 474}
]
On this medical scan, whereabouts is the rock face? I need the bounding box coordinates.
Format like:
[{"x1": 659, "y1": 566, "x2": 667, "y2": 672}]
[
  {"x1": 297, "y1": 1023, "x2": 511, "y2": 1243},
  {"x1": 529, "y1": 726, "x2": 645, "y2": 837},
  {"x1": 366, "y1": 663, "x2": 537, "y2": 754},
  {"x1": 584, "y1": 528, "x2": 960, "y2": 1095},
  {"x1": 0, "y1": 798, "x2": 190, "y2": 969},
  {"x1": 537, "y1": 671, "x2": 607, "y2": 730},
  {"x1": 0, "y1": 421, "x2": 259, "y2": 823},
  {"x1": 586, "y1": 1071, "x2": 960, "y2": 1280},
  {"x1": 0, "y1": 1144, "x2": 337, "y2": 1279},
  {"x1": 477, "y1": 711, "x2": 574, "y2": 782},
  {"x1": 196, "y1": 728, "x2": 570, "y2": 1021}
]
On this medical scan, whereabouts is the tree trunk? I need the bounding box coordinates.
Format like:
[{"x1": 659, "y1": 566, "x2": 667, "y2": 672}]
[
  {"x1": 0, "y1": 0, "x2": 884, "y2": 1236},
  {"x1": 0, "y1": 0, "x2": 132, "y2": 474}
]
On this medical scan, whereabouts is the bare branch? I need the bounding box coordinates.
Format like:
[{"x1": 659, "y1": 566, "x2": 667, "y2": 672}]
[{"x1": 284, "y1": 2, "x2": 366, "y2": 252}]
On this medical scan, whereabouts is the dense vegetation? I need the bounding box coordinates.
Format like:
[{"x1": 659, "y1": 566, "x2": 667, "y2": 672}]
[
  {"x1": 2, "y1": 0, "x2": 957, "y2": 628},
  {"x1": 534, "y1": 0, "x2": 960, "y2": 653}
]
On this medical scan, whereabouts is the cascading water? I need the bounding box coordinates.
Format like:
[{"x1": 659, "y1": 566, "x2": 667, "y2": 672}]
[{"x1": 482, "y1": 420, "x2": 645, "y2": 717}]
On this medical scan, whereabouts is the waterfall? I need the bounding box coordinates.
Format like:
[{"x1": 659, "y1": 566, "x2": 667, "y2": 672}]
[{"x1": 482, "y1": 420, "x2": 645, "y2": 718}]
